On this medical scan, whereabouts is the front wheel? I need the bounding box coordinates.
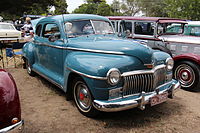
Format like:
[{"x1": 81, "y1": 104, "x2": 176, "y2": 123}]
[
  {"x1": 73, "y1": 77, "x2": 99, "y2": 117},
  {"x1": 174, "y1": 61, "x2": 200, "y2": 91}
]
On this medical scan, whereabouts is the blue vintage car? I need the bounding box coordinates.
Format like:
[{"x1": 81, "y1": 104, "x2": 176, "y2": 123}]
[{"x1": 22, "y1": 14, "x2": 180, "y2": 117}]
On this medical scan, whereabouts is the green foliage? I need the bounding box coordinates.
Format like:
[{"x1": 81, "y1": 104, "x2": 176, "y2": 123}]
[
  {"x1": 138, "y1": 0, "x2": 168, "y2": 17},
  {"x1": 111, "y1": 0, "x2": 124, "y2": 16},
  {"x1": 73, "y1": 1, "x2": 112, "y2": 16},
  {"x1": 73, "y1": 3, "x2": 97, "y2": 14},
  {"x1": 97, "y1": 2, "x2": 111, "y2": 16},
  {"x1": 165, "y1": 0, "x2": 200, "y2": 20},
  {"x1": 54, "y1": 0, "x2": 68, "y2": 15},
  {"x1": 86, "y1": 0, "x2": 106, "y2": 3},
  {"x1": 121, "y1": 0, "x2": 141, "y2": 16},
  {"x1": 0, "y1": 0, "x2": 68, "y2": 19}
]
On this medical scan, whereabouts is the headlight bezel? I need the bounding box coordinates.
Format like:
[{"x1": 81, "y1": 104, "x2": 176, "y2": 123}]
[
  {"x1": 107, "y1": 68, "x2": 121, "y2": 85},
  {"x1": 166, "y1": 57, "x2": 174, "y2": 71}
]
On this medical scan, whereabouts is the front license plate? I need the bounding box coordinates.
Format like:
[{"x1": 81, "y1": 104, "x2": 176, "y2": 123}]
[{"x1": 150, "y1": 92, "x2": 168, "y2": 106}]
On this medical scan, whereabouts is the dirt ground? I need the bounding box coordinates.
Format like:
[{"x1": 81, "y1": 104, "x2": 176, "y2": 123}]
[{"x1": 6, "y1": 68, "x2": 200, "y2": 133}]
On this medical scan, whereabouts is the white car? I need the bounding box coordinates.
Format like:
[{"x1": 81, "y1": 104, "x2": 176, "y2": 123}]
[{"x1": 0, "y1": 22, "x2": 21, "y2": 39}]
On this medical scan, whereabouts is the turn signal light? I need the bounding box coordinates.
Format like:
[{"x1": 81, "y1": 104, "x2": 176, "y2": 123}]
[{"x1": 11, "y1": 118, "x2": 19, "y2": 124}]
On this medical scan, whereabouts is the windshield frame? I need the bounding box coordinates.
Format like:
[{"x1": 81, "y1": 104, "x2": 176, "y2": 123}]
[{"x1": 64, "y1": 19, "x2": 115, "y2": 38}]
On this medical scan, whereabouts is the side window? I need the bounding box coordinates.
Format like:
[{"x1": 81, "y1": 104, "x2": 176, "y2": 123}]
[
  {"x1": 134, "y1": 22, "x2": 154, "y2": 35},
  {"x1": 36, "y1": 24, "x2": 42, "y2": 36},
  {"x1": 125, "y1": 22, "x2": 132, "y2": 34},
  {"x1": 190, "y1": 27, "x2": 200, "y2": 36},
  {"x1": 42, "y1": 23, "x2": 60, "y2": 39}
]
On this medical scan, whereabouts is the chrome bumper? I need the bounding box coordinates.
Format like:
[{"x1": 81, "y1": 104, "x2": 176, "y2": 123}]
[
  {"x1": 0, "y1": 120, "x2": 24, "y2": 133},
  {"x1": 93, "y1": 81, "x2": 180, "y2": 112}
]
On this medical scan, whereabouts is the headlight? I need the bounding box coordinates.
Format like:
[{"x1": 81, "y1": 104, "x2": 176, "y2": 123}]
[
  {"x1": 107, "y1": 68, "x2": 121, "y2": 85},
  {"x1": 166, "y1": 58, "x2": 174, "y2": 71}
]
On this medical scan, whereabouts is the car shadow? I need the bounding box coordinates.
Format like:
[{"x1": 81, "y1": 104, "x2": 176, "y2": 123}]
[
  {"x1": 35, "y1": 74, "x2": 184, "y2": 129},
  {"x1": 94, "y1": 100, "x2": 183, "y2": 129}
]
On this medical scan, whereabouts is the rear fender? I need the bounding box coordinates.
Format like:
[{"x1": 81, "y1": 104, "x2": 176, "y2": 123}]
[{"x1": 22, "y1": 42, "x2": 35, "y2": 65}]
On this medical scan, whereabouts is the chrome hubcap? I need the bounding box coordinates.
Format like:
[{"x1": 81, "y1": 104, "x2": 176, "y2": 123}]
[
  {"x1": 175, "y1": 64, "x2": 195, "y2": 88},
  {"x1": 181, "y1": 72, "x2": 189, "y2": 80},
  {"x1": 74, "y1": 81, "x2": 92, "y2": 112}
]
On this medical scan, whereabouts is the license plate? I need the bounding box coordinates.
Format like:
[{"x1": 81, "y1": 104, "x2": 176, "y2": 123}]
[{"x1": 150, "y1": 92, "x2": 168, "y2": 106}]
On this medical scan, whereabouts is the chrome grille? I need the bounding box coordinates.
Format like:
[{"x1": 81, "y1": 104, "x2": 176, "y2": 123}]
[{"x1": 123, "y1": 67, "x2": 166, "y2": 96}]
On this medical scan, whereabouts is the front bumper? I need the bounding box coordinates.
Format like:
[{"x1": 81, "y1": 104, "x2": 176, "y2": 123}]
[
  {"x1": 93, "y1": 81, "x2": 180, "y2": 112},
  {"x1": 0, "y1": 120, "x2": 24, "y2": 133}
]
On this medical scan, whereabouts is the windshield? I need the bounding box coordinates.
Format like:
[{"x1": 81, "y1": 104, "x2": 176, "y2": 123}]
[
  {"x1": 65, "y1": 20, "x2": 114, "y2": 38},
  {"x1": 157, "y1": 23, "x2": 184, "y2": 35},
  {"x1": 0, "y1": 24, "x2": 15, "y2": 30}
]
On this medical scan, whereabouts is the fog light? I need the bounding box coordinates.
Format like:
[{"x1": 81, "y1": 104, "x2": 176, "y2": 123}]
[{"x1": 12, "y1": 118, "x2": 19, "y2": 124}]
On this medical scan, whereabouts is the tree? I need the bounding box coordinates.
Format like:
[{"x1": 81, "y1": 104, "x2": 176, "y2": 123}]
[
  {"x1": 54, "y1": 0, "x2": 68, "y2": 14},
  {"x1": 86, "y1": 0, "x2": 106, "y2": 3},
  {"x1": 120, "y1": 0, "x2": 141, "y2": 16},
  {"x1": 138, "y1": 0, "x2": 168, "y2": 17},
  {"x1": 110, "y1": 0, "x2": 123, "y2": 16},
  {"x1": 73, "y1": 3, "x2": 97, "y2": 14},
  {"x1": 165, "y1": 0, "x2": 200, "y2": 20},
  {"x1": 73, "y1": 0, "x2": 112, "y2": 16},
  {"x1": 97, "y1": 2, "x2": 111, "y2": 16},
  {"x1": 0, "y1": 0, "x2": 68, "y2": 19}
]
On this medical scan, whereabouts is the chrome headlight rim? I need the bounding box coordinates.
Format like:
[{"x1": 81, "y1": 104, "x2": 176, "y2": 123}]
[
  {"x1": 166, "y1": 57, "x2": 174, "y2": 71},
  {"x1": 107, "y1": 68, "x2": 121, "y2": 85}
]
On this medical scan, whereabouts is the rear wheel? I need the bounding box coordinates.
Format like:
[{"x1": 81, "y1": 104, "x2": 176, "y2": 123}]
[
  {"x1": 174, "y1": 61, "x2": 200, "y2": 91},
  {"x1": 73, "y1": 77, "x2": 99, "y2": 117}
]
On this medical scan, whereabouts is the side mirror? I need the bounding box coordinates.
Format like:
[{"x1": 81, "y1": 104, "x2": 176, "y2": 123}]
[{"x1": 48, "y1": 35, "x2": 56, "y2": 42}]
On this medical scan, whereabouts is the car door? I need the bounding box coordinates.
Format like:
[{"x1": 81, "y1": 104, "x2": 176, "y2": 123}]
[{"x1": 38, "y1": 23, "x2": 64, "y2": 86}]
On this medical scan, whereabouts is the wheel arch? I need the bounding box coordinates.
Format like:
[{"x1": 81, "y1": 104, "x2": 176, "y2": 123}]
[
  {"x1": 173, "y1": 53, "x2": 200, "y2": 68},
  {"x1": 65, "y1": 72, "x2": 82, "y2": 101}
]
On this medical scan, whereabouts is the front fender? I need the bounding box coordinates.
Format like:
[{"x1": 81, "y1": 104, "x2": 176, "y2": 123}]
[
  {"x1": 173, "y1": 53, "x2": 200, "y2": 65},
  {"x1": 64, "y1": 52, "x2": 144, "y2": 100},
  {"x1": 22, "y1": 42, "x2": 35, "y2": 65},
  {"x1": 0, "y1": 70, "x2": 21, "y2": 129}
]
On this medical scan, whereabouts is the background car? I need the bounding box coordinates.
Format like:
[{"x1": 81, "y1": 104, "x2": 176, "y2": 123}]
[
  {"x1": 0, "y1": 69, "x2": 24, "y2": 132},
  {"x1": 109, "y1": 16, "x2": 200, "y2": 91},
  {"x1": 0, "y1": 22, "x2": 22, "y2": 38}
]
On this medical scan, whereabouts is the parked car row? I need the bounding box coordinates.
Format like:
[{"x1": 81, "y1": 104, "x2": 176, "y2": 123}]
[
  {"x1": 1, "y1": 14, "x2": 199, "y2": 131},
  {"x1": 108, "y1": 16, "x2": 200, "y2": 91}
]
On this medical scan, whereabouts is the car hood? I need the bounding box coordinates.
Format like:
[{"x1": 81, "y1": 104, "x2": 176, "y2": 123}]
[
  {"x1": 159, "y1": 34, "x2": 200, "y2": 44},
  {"x1": 67, "y1": 35, "x2": 154, "y2": 64}
]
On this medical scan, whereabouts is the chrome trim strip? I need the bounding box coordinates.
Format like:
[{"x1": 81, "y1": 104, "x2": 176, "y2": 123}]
[
  {"x1": 34, "y1": 42, "x2": 125, "y2": 55},
  {"x1": 66, "y1": 67, "x2": 107, "y2": 80},
  {"x1": 0, "y1": 120, "x2": 24, "y2": 132},
  {"x1": 32, "y1": 69, "x2": 63, "y2": 89},
  {"x1": 93, "y1": 81, "x2": 179, "y2": 112},
  {"x1": 121, "y1": 64, "x2": 166, "y2": 77},
  {"x1": 66, "y1": 47, "x2": 124, "y2": 55}
]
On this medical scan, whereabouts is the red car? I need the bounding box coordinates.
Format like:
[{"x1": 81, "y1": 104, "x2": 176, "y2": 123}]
[{"x1": 0, "y1": 69, "x2": 24, "y2": 132}]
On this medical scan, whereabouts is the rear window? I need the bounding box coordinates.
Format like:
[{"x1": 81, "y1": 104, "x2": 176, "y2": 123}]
[{"x1": 0, "y1": 24, "x2": 15, "y2": 30}]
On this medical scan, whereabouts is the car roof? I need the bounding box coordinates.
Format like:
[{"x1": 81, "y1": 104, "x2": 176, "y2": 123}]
[
  {"x1": 0, "y1": 22, "x2": 13, "y2": 25},
  {"x1": 186, "y1": 21, "x2": 200, "y2": 25},
  {"x1": 38, "y1": 14, "x2": 110, "y2": 23},
  {"x1": 108, "y1": 16, "x2": 187, "y2": 23}
]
